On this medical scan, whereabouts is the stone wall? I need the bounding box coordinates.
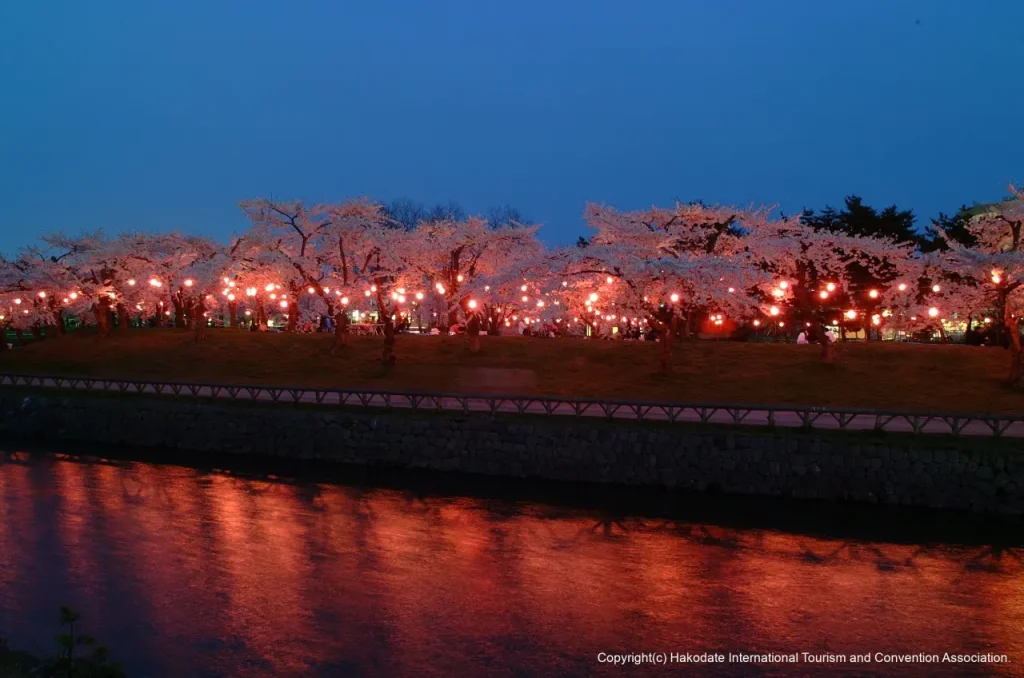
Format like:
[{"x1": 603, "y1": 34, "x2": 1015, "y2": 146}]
[{"x1": 1, "y1": 391, "x2": 1022, "y2": 514}]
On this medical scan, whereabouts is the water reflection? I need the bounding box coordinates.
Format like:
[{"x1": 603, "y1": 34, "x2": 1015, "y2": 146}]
[{"x1": 0, "y1": 452, "x2": 1022, "y2": 677}]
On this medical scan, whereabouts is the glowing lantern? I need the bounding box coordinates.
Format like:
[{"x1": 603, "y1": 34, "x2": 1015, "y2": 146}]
[
  {"x1": 127, "y1": 279, "x2": 136, "y2": 286},
  {"x1": 771, "y1": 288, "x2": 784, "y2": 298},
  {"x1": 779, "y1": 281, "x2": 788, "y2": 289},
  {"x1": 932, "y1": 284, "x2": 940, "y2": 293},
  {"x1": 69, "y1": 292, "x2": 78, "y2": 300},
  {"x1": 247, "y1": 288, "x2": 256, "y2": 297},
  {"x1": 222, "y1": 277, "x2": 229, "y2": 284},
  {"x1": 38, "y1": 291, "x2": 46, "y2": 298},
  {"x1": 270, "y1": 293, "x2": 277, "y2": 300},
  {"x1": 245, "y1": 310, "x2": 252, "y2": 316},
  {"x1": 778, "y1": 321, "x2": 785, "y2": 327},
  {"x1": 669, "y1": 293, "x2": 680, "y2": 303},
  {"x1": 62, "y1": 298, "x2": 69, "y2": 304},
  {"x1": 753, "y1": 320, "x2": 761, "y2": 327},
  {"x1": 536, "y1": 300, "x2": 545, "y2": 307},
  {"x1": 364, "y1": 290, "x2": 371, "y2": 297},
  {"x1": 416, "y1": 292, "x2": 424, "y2": 300},
  {"x1": 868, "y1": 289, "x2": 878, "y2": 299},
  {"x1": 391, "y1": 292, "x2": 398, "y2": 300},
  {"x1": 227, "y1": 294, "x2": 236, "y2": 301},
  {"x1": 769, "y1": 306, "x2": 780, "y2": 316},
  {"x1": 184, "y1": 279, "x2": 194, "y2": 287},
  {"x1": 323, "y1": 287, "x2": 330, "y2": 293},
  {"x1": 819, "y1": 291, "x2": 829, "y2": 299},
  {"x1": 280, "y1": 300, "x2": 288, "y2": 309},
  {"x1": 928, "y1": 307, "x2": 939, "y2": 318},
  {"x1": 521, "y1": 284, "x2": 528, "y2": 292},
  {"x1": 521, "y1": 295, "x2": 529, "y2": 302},
  {"x1": 398, "y1": 295, "x2": 406, "y2": 303},
  {"x1": 992, "y1": 271, "x2": 1002, "y2": 284},
  {"x1": 872, "y1": 315, "x2": 881, "y2": 325},
  {"x1": 14, "y1": 298, "x2": 22, "y2": 305},
  {"x1": 589, "y1": 292, "x2": 599, "y2": 302},
  {"x1": 341, "y1": 296, "x2": 349, "y2": 305},
  {"x1": 468, "y1": 299, "x2": 478, "y2": 309},
  {"x1": 562, "y1": 281, "x2": 568, "y2": 287},
  {"x1": 898, "y1": 283, "x2": 907, "y2": 291},
  {"x1": 308, "y1": 287, "x2": 316, "y2": 294},
  {"x1": 149, "y1": 278, "x2": 161, "y2": 287},
  {"x1": 826, "y1": 282, "x2": 836, "y2": 292},
  {"x1": 728, "y1": 287, "x2": 735, "y2": 293},
  {"x1": 845, "y1": 310, "x2": 857, "y2": 320},
  {"x1": 984, "y1": 317, "x2": 992, "y2": 324},
  {"x1": 606, "y1": 276, "x2": 613, "y2": 284},
  {"x1": 265, "y1": 284, "x2": 274, "y2": 292}
]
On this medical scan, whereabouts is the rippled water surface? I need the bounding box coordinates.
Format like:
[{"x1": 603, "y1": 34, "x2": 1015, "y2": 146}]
[{"x1": 1, "y1": 451, "x2": 1022, "y2": 677}]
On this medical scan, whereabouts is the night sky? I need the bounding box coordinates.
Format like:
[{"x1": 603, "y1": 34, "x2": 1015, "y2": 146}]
[{"x1": 2, "y1": 0, "x2": 1021, "y2": 253}]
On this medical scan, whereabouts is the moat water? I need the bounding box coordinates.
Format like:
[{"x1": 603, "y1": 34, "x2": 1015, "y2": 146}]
[{"x1": 0, "y1": 449, "x2": 1022, "y2": 677}]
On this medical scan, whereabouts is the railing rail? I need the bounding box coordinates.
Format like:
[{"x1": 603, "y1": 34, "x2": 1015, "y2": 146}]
[{"x1": 0, "y1": 372, "x2": 1022, "y2": 439}]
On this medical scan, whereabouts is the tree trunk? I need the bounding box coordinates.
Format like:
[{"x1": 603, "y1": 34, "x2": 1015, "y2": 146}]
[
  {"x1": 467, "y1": 313, "x2": 482, "y2": 353},
  {"x1": 115, "y1": 303, "x2": 129, "y2": 330},
  {"x1": 173, "y1": 295, "x2": 186, "y2": 328},
  {"x1": 937, "y1": 322, "x2": 949, "y2": 344},
  {"x1": 94, "y1": 301, "x2": 111, "y2": 337},
  {"x1": 650, "y1": 313, "x2": 679, "y2": 373},
  {"x1": 15, "y1": 329, "x2": 25, "y2": 346},
  {"x1": 228, "y1": 301, "x2": 238, "y2": 328},
  {"x1": 193, "y1": 299, "x2": 208, "y2": 343},
  {"x1": 817, "y1": 321, "x2": 835, "y2": 364},
  {"x1": 375, "y1": 290, "x2": 396, "y2": 367},
  {"x1": 51, "y1": 311, "x2": 66, "y2": 337},
  {"x1": 31, "y1": 325, "x2": 43, "y2": 342},
  {"x1": 331, "y1": 312, "x2": 350, "y2": 354},
  {"x1": 1006, "y1": 310, "x2": 1023, "y2": 386},
  {"x1": 287, "y1": 301, "x2": 299, "y2": 332}
]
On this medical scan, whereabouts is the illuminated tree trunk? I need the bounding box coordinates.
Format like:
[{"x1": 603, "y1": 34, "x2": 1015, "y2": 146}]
[
  {"x1": 94, "y1": 299, "x2": 112, "y2": 337},
  {"x1": 172, "y1": 294, "x2": 186, "y2": 328},
  {"x1": 817, "y1": 320, "x2": 835, "y2": 364},
  {"x1": 228, "y1": 301, "x2": 238, "y2": 328},
  {"x1": 649, "y1": 312, "x2": 679, "y2": 373},
  {"x1": 331, "y1": 311, "x2": 350, "y2": 354},
  {"x1": 286, "y1": 301, "x2": 298, "y2": 332},
  {"x1": 467, "y1": 313, "x2": 481, "y2": 353},
  {"x1": 49, "y1": 299, "x2": 67, "y2": 337},
  {"x1": 375, "y1": 289, "x2": 396, "y2": 367},
  {"x1": 193, "y1": 298, "x2": 207, "y2": 343},
  {"x1": 1006, "y1": 307, "x2": 1023, "y2": 387},
  {"x1": 936, "y1": 322, "x2": 949, "y2": 344},
  {"x1": 115, "y1": 303, "x2": 129, "y2": 330}
]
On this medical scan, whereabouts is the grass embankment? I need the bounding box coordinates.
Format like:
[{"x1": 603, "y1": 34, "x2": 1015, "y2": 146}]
[{"x1": 0, "y1": 329, "x2": 1021, "y2": 413}]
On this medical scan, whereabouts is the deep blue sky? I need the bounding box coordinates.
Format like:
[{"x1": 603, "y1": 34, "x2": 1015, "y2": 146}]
[{"x1": 2, "y1": 1, "x2": 1022, "y2": 253}]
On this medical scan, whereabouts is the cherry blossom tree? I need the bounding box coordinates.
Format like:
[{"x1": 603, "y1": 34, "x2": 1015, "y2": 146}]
[
  {"x1": 567, "y1": 202, "x2": 788, "y2": 371},
  {"x1": 399, "y1": 215, "x2": 543, "y2": 327},
  {"x1": 944, "y1": 185, "x2": 1024, "y2": 384}
]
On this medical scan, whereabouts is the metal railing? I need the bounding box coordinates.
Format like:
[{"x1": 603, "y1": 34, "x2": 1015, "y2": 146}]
[{"x1": 0, "y1": 372, "x2": 1022, "y2": 439}]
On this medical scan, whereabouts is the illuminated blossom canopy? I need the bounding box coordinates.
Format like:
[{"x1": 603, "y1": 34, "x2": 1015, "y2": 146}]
[{"x1": 0, "y1": 188, "x2": 1019, "y2": 377}]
